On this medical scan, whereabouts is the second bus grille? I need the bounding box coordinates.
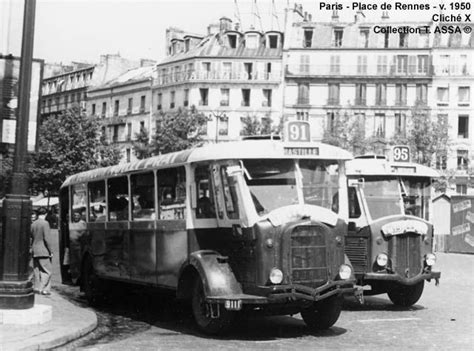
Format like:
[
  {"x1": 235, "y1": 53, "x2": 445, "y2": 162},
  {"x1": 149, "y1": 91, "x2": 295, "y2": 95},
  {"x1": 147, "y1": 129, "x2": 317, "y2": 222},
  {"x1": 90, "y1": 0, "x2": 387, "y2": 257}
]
[
  {"x1": 290, "y1": 225, "x2": 328, "y2": 288},
  {"x1": 388, "y1": 233, "x2": 422, "y2": 278}
]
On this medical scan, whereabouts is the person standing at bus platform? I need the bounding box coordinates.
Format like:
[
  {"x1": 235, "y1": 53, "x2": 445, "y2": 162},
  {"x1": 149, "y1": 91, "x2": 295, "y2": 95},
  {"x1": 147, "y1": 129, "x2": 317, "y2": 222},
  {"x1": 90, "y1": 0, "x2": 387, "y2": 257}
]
[
  {"x1": 69, "y1": 211, "x2": 87, "y2": 281},
  {"x1": 31, "y1": 207, "x2": 53, "y2": 295}
]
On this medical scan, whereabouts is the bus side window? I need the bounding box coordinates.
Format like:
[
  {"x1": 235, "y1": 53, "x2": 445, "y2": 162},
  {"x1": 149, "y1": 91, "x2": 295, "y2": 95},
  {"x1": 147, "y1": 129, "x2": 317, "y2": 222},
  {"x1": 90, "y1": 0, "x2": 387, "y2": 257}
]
[
  {"x1": 131, "y1": 172, "x2": 156, "y2": 220},
  {"x1": 88, "y1": 180, "x2": 106, "y2": 222},
  {"x1": 349, "y1": 187, "x2": 361, "y2": 219},
  {"x1": 157, "y1": 167, "x2": 186, "y2": 220},
  {"x1": 195, "y1": 165, "x2": 216, "y2": 219},
  {"x1": 221, "y1": 166, "x2": 239, "y2": 219},
  {"x1": 71, "y1": 183, "x2": 87, "y2": 221},
  {"x1": 108, "y1": 176, "x2": 129, "y2": 221}
]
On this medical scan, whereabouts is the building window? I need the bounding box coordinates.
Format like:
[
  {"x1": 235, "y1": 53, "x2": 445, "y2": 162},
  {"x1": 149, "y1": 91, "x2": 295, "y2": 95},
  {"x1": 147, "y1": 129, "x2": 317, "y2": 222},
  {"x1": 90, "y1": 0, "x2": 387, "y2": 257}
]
[
  {"x1": 359, "y1": 29, "x2": 369, "y2": 48},
  {"x1": 436, "y1": 154, "x2": 447, "y2": 170},
  {"x1": 71, "y1": 94, "x2": 75, "y2": 103},
  {"x1": 458, "y1": 87, "x2": 470, "y2": 105},
  {"x1": 157, "y1": 93, "x2": 162, "y2": 110},
  {"x1": 114, "y1": 100, "x2": 119, "y2": 116},
  {"x1": 328, "y1": 83, "x2": 340, "y2": 105},
  {"x1": 297, "y1": 83, "x2": 309, "y2": 105},
  {"x1": 101, "y1": 102, "x2": 107, "y2": 117},
  {"x1": 128, "y1": 98, "x2": 133, "y2": 114},
  {"x1": 228, "y1": 34, "x2": 237, "y2": 48},
  {"x1": 399, "y1": 32, "x2": 408, "y2": 47},
  {"x1": 456, "y1": 184, "x2": 468, "y2": 194},
  {"x1": 297, "y1": 111, "x2": 309, "y2": 121},
  {"x1": 333, "y1": 29, "x2": 343, "y2": 47},
  {"x1": 202, "y1": 62, "x2": 211, "y2": 78},
  {"x1": 199, "y1": 88, "x2": 209, "y2": 106},
  {"x1": 440, "y1": 55, "x2": 450, "y2": 74},
  {"x1": 246, "y1": 34, "x2": 258, "y2": 49},
  {"x1": 437, "y1": 87, "x2": 449, "y2": 105},
  {"x1": 396, "y1": 55, "x2": 408, "y2": 74},
  {"x1": 375, "y1": 83, "x2": 387, "y2": 105},
  {"x1": 241, "y1": 89, "x2": 251, "y2": 106},
  {"x1": 327, "y1": 112, "x2": 337, "y2": 132},
  {"x1": 395, "y1": 113, "x2": 406, "y2": 136},
  {"x1": 170, "y1": 91, "x2": 175, "y2": 108},
  {"x1": 140, "y1": 95, "x2": 146, "y2": 113},
  {"x1": 112, "y1": 125, "x2": 119, "y2": 143},
  {"x1": 377, "y1": 55, "x2": 388, "y2": 74},
  {"x1": 459, "y1": 54, "x2": 468, "y2": 74},
  {"x1": 417, "y1": 55, "x2": 429, "y2": 74},
  {"x1": 330, "y1": 55, "x2": 340, "y2": 74},
  {"x1": 300, "y1": 55, "x2": 310, "y2": 74},
  {"x1": 184, "y1": 89, "x2": 189, "y2": 107},
  {"x1": 127, "y1": 122, "x2": 132, "y2": 141},
  {"x1": 374, "y1": 113, "x2": 386, "y2": 138},
  {"x1": 268, "y1": 34, "x2": 278, "y2": 48},
  {"x1": 384, "y1": 30, "x2": 389, "y2": 48},
  {"x1": 355, "y1": 83, "x2": 366, "y2": 106},
  {"x1": 223, "y1": 62, "x2": 232, "y2": 78},
  {"x1": 218, "y1": 117, "x2": 229, "y2": 136},
  {"x1": 457, "y1": 149, "x2": 469, "y2": 170},
  {"x1": 244, "y1": 62, "x2": 253, "y2": 80},
  {"x1": 126, "y1": 148, "x2": 131, "y2": 163},
  {"x1": 91, "y1": 103, "x2": 96, "y2": 116},
  {"x1": 395, "y1": 84, "x2": 407, "y2": 105},
  {"x1": 357, "y1": 56, "x2": 367, "y2": 75},
  {"x1": 416, "y1": 84, "x2": 428, "y2": 105},
  {"x1": 262, "y1": 89, "x2": 272, "y2": 107},
  {"x1": 458, "y1": 115, "x2": 469, "y2": 138},
  {"x1": 220, "y1": 88, "x2": 230, "y2": 106},
  {"x1": 304, "y1": 28, "x2": 313, "y2": 48}
]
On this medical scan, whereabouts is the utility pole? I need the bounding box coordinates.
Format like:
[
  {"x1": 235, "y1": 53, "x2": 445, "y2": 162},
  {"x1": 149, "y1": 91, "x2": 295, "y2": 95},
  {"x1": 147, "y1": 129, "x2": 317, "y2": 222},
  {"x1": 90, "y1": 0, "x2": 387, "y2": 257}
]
[{"x1": 0, "y1": 0, "x2": 36, "y2": 309}]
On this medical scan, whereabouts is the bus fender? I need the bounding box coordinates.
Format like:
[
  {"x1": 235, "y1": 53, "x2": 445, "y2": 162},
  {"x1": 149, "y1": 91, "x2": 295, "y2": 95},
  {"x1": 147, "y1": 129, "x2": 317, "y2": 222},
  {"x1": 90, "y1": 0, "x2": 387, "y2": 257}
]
[{"x1": 177, "y1": 250, "x2": 242, "y2": 300}]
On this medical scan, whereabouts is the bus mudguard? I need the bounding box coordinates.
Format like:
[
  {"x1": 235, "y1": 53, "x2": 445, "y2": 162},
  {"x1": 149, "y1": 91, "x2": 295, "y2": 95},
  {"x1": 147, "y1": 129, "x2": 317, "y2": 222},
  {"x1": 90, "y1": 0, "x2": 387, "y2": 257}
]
[{"x1": 178, "y1": 250, "x2": 242, "y2": 300}]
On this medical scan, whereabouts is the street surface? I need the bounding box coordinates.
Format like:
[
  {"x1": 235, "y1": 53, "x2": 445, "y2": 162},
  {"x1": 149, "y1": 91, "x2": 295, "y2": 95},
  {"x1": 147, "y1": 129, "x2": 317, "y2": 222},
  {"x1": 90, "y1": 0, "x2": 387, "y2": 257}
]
[{"x1": 48, "y1": 230, "x2": 473, "y2": 350}]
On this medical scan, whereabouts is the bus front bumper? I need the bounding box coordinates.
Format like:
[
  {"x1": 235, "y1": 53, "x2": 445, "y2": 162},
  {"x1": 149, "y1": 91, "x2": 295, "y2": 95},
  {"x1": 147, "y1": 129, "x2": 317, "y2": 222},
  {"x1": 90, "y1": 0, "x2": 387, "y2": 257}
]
[{"x1": 363, "y1": 270, "x2": 441, "y2": 286}]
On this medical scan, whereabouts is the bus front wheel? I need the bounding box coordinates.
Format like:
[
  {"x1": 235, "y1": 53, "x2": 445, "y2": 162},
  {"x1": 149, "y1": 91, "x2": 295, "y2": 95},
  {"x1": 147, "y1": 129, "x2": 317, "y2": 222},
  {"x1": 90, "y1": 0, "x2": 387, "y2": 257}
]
[
  {"x1": 301, "y1": 294, "x2": 343, "y2": 330},
  {"x1": 191, "y1": 277, "x2": 235, "y2": 335},
  {"x1": 387, "y1": 281, "x2": 424, "y2": 307}
]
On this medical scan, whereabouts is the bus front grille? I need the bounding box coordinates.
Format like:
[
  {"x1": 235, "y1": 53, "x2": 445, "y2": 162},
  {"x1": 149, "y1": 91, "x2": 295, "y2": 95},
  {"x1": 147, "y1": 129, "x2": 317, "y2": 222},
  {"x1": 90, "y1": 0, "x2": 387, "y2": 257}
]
[
  {"x1": 290, "y1": 225, "x2": 328, "y2": 288},
  {"x1": 388, "y1": 233, "x2": 422, "y2": 278},
  {"x1": 345, "y1": 237, "x2": 368, "y2": 274}
]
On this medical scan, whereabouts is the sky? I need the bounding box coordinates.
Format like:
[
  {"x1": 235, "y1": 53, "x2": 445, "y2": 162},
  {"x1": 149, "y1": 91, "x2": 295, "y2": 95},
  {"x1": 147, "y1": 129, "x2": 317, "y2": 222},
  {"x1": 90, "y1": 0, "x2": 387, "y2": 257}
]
[{"x1": 1, "y1": 0, "x2": 436, "y2": 65}]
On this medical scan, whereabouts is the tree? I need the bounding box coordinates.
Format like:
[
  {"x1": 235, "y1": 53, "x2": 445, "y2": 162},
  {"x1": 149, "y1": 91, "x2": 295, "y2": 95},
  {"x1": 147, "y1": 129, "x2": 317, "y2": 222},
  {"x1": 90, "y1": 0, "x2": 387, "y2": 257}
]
[
  {"x1": 0, "y1": 152, "x2": 13, "y2": 198},
  {"x1": 29, "y1": 107, "x2": 121, "y2": 194},
  {"x1": 240, "y1": 114, "x2": 280, "y2": 137},
  {"x1": 152, "y1": 106, "x2": 209, "y2": 154},
  {"x1": 132, "y1": 126, "x2": 154, "y2": 160}
]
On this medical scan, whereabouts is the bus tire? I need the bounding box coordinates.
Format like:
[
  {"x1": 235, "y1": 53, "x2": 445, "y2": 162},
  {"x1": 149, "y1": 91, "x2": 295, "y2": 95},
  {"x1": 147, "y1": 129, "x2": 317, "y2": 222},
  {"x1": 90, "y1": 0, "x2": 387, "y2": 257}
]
[
  {"x1": 82, "y1": 256, "x2": 106, "y2": 305},
  {"x1": 191, "y1": 277, "x2": 235, "y2": 335},
  {"x1": 387, "y1": 281, "x2": 424, "y2": 307},
  {"x1": 301, "y1": 294, "x2": 343, "y2": 330}
]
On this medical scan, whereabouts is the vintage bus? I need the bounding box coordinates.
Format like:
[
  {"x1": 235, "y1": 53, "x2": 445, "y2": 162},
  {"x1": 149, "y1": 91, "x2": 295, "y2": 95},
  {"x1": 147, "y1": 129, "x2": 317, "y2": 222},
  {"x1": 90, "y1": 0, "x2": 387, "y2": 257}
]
[
  {"x1": 345, "y1": 153, "x2": 441, "y2": 306},
  {"x1": 58, "y1": 137, "x2": 356, "y2": 334}
]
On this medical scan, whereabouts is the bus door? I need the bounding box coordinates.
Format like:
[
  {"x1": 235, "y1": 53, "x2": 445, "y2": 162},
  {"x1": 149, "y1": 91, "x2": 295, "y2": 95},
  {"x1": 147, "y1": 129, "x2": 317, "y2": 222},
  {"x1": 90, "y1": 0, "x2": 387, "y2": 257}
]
[
  {"x1": 155, "y1": 166, "x2": 188, "y2": 287},
  {"x1": 58, "y1": 187, "x2": 70, "y2": 283},
  {"x1": 347, "y1": 179, "x2": 369, "y2": 233},
  {"x1": 129, "y1": 171, "x2": 157, "y2": 284}
]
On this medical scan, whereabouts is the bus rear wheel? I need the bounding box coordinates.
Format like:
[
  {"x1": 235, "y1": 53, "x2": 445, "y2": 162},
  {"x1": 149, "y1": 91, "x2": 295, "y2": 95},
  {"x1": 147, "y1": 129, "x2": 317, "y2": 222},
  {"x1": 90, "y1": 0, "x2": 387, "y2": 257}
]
[
  {"x1": 301, "y1": 294, "x2": 343, "y2": 330},
  {"x1": 191, "y1": 277, "x2": 235, "y2": 335},
  {"x1": 82, "y1": 256, "x2": 106, "y2": 305},
  {"x1": 387, "y1": 281, "x2": 424, "y2": 307}
]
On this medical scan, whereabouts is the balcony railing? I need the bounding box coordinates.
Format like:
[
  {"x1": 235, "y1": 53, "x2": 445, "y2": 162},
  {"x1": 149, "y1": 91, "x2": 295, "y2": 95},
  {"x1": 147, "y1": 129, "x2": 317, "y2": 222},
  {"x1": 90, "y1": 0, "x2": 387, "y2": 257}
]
[
  {"x1": 156, "y1": 69, "x2": 281, "y2": 85},
  {"x1": 327, "y1": 98, "x2": 340, "y2": 105},
  {"x1": 286, "y1": 64, "x2": 434, "y2": 77},
  {"x1": 354, "y1": 98, "x2": 367, "y2": 106}
]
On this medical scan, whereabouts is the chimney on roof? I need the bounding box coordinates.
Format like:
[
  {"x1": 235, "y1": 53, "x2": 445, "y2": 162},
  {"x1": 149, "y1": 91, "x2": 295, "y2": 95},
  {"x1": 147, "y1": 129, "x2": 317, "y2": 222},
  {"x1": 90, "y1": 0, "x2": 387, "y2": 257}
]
[
  {"x1": 220, "y1": 17, "x2": 232, "y2": 32},
  {"x1": 208, "y1": 23, "x2": 220, "y2": 35}
]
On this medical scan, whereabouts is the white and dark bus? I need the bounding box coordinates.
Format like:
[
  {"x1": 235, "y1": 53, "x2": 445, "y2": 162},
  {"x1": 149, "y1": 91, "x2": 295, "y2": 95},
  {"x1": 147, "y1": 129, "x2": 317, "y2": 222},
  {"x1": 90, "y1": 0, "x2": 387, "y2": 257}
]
[
  {"x1": 58, "y1": 130, "x2": 356, "y2": 334},
  {"x1": 345, "y1": 151, "x2": 441, "y2": 307}
]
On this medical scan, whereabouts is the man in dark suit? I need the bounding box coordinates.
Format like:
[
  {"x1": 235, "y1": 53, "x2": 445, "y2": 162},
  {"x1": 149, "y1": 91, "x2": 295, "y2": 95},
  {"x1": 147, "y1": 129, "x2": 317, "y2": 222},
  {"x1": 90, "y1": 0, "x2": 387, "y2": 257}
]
[{"x1": 31, "y1": 207, "x2": 53, "y2": 295}]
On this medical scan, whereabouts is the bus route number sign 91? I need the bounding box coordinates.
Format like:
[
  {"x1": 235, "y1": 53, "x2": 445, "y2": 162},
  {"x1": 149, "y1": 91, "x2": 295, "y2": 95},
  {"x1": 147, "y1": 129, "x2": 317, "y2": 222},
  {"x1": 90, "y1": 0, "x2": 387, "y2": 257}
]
[
  {"x1": 285, "y1": 121, "x2": 311, "y2": 142},
  {"x1": 392, "y1": 145, "x2": 410, "y2": 162}
]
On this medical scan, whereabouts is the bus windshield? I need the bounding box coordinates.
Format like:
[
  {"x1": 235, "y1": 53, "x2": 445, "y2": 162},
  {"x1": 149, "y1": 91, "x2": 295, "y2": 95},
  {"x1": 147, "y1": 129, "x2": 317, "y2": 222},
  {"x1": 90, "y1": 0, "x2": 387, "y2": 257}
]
[
  {"x1": 362, "y1": 178, "x2": 404, "y2": 220},
  {"x1": 401, "y1": 177, "x2": 432, "y2": 220},
  {"x1": 243, "y1": 159, "x2": 339, "y2": 215}
]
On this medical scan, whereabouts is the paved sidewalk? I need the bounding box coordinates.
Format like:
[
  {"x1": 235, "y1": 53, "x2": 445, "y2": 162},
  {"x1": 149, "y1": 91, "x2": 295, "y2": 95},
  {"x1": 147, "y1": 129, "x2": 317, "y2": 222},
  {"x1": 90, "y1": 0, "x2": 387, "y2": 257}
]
[{"x1": 0, "y1": 290, "x2": 97, "y2": 350}]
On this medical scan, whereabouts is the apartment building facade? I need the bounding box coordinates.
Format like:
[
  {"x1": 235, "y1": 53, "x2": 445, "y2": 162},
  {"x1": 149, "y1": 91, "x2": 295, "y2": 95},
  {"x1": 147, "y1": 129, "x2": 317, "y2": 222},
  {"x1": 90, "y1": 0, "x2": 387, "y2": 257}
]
[{"x1": 153, "y1": 17, "x2": 284, "y2": 141}]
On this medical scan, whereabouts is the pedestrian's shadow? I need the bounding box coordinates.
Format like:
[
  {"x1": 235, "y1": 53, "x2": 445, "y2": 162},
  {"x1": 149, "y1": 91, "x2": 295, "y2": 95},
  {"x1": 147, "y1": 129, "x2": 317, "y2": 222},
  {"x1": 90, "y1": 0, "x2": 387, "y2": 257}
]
[{"x1": 54, "y1": 283, "x2": 348, "y2": 342}]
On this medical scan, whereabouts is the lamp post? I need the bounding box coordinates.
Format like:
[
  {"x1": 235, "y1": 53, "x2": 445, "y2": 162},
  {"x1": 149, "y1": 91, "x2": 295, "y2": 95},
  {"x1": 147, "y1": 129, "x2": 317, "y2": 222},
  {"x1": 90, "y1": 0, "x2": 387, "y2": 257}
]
[{"x1": 0, "y1": 0, "x2": 36, "y2": 309}]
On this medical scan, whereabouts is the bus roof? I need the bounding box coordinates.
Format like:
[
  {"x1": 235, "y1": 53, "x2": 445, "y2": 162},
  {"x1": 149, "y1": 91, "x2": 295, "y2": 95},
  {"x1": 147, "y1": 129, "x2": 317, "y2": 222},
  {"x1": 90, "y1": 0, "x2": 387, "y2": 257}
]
[
  {"x1": 61, "y1": 140, "x2": 352, "y2": 188},
  {"x1": 346, "y1": 158, "x2": 440, "y2": 178}
]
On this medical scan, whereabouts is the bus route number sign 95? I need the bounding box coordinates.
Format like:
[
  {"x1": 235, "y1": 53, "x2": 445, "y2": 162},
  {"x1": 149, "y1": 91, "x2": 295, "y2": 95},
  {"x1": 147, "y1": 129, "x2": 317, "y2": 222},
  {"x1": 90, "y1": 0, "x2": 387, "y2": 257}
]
[
  {"x1": 392, "y1": 145, "x2": 410, "y2": 163},
  {"x1": 285, "y1": 121, "x2": 311, "y2": 142}
]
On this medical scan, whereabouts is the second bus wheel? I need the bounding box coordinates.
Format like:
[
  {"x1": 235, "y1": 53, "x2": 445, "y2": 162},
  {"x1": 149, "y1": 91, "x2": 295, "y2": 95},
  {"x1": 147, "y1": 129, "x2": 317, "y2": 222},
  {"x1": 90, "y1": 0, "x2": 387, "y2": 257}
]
[
  {"x1": 387, "y1": 281, "x2": 424, "y2": 307},
  {"x1": 191, "y1": 277, "x2": 235, "y2": 335},
  {"x1": 300, "y1": 294, "x2": 344, "y2": 330},
  {"x1": 82, "y1": 256, "x2": 108, "y2": 305}
]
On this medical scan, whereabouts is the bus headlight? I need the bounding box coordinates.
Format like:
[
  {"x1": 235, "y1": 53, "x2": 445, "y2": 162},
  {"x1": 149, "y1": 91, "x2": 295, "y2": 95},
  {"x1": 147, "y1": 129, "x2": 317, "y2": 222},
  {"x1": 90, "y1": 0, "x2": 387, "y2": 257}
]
[
  {"x1": 269, "y1": 268, "x2": 283, "y2": 284},
  {"x1": 376, "y1": 253, "x2": 388, "y2": 267},
  {"x1": 425, "y1": 253, "x2": 436, "y2": 266},
  {"x1": 338, "y1": 264, "x2": 352, "y2": 280}
]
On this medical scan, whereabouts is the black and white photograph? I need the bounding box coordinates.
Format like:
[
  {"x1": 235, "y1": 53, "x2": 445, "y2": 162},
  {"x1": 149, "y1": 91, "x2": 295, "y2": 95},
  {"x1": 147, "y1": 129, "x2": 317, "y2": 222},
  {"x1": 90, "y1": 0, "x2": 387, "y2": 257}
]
[{"x1": 0, "y1": 0, "x2": 473, "y2": 349}]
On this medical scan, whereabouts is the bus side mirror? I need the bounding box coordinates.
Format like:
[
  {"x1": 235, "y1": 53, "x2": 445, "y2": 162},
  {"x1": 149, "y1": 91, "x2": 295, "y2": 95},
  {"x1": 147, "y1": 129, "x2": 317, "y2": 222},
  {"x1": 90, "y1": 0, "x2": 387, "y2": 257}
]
[{"x1": 348, "y1": 178, "x2": 364, "y2": 188}]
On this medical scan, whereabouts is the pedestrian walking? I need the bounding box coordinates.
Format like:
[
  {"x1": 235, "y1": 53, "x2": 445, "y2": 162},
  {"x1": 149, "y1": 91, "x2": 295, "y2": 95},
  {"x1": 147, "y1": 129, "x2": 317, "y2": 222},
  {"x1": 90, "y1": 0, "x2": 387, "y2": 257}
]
[{"x1": 31, "y1": 207, "x2": 53, "y2": 295}]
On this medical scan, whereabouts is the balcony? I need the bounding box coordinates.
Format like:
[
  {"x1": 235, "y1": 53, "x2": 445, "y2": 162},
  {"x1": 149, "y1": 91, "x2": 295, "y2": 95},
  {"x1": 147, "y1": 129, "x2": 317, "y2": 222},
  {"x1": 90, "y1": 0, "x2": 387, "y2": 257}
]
[
  {"x1": 286, "y1": 64, "x2": 433, "y2": 77},
  {"x1": 354, "y1": 98, "x2": 367, "y2": 106},
  {"x1": 375, "y1": 99, "x2": 387, "y2": 106},
  {"x1": 296, "y1": 98, "x2": 310, "y2": 105},
  {"x1": 326, "y1": 98, "x2": 340, "y2": 106}
]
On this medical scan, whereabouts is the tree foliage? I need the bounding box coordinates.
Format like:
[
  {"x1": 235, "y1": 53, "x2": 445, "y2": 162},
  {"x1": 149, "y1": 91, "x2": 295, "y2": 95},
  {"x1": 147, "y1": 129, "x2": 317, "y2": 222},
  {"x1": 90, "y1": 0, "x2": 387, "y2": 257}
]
[
  {"x1": 240, "y1": 114, "x2": 280, "y2": 137},
  {"x1": 28, "y1": 107, "x2": 121, "y2": 193},
  {"x1": 0, "y1": 152, "x2": 13, "y2": 198},
  {"x1": 132, "y1": 126, "x2": 154, "y2": 160},
  {"x1": 151, "y1": 106, "x2": 209, "y2": 155}
]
